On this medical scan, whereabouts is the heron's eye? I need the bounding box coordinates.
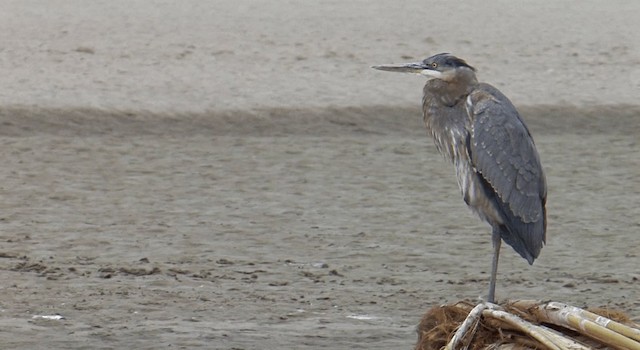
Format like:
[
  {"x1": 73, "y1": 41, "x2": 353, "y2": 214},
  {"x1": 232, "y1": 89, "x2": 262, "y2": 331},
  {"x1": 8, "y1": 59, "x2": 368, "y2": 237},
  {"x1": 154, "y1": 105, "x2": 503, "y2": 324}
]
[{"x1": 431, "y1": 63, "x2": 438, "y2": 68}]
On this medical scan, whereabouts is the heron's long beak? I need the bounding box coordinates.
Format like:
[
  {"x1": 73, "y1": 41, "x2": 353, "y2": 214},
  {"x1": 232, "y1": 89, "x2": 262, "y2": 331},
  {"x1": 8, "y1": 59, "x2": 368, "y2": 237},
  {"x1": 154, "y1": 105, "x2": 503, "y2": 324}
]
[{"x1": 372, "y1": 62, "x2": 442, "y2": 78}]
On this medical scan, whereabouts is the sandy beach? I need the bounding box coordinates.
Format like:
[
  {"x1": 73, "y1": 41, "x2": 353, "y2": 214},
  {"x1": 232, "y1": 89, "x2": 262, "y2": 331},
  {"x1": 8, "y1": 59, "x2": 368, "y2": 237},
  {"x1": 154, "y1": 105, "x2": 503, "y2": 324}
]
[{"x1": 0, "y1": 1, "x2": 638, "y2": 349}]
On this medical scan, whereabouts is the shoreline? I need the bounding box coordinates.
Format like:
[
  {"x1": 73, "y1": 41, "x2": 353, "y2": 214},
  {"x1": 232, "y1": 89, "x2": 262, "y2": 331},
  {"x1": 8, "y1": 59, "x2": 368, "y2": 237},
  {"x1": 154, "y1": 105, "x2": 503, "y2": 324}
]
[{"x1": 1, "y1": 104, "x2": 638, "y2": 137}]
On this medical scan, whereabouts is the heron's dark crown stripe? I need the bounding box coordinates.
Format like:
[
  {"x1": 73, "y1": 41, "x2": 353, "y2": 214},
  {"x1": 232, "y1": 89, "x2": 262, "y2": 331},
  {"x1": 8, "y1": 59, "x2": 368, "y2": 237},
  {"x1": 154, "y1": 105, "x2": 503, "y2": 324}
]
[{"x1": 427, "y1": 53, "x2": 476, "y2": 71}]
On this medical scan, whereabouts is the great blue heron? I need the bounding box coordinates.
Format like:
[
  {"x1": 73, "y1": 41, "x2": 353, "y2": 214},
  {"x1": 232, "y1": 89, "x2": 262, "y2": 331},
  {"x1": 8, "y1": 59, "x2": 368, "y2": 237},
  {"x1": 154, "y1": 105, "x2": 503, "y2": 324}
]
[{"x1": 373, "y1": 53, "x2": 547, "y2": 303}]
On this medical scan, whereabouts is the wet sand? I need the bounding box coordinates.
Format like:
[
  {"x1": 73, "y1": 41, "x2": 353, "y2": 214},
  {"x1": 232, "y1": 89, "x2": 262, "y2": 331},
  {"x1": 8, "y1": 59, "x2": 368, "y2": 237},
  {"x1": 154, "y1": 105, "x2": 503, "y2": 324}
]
[
  {"x1": 0, "y1": 1, "x2": 639, "y2": 349},
  {"x1": 0, "y1": 105, "x2": 638, "y2": 349}
]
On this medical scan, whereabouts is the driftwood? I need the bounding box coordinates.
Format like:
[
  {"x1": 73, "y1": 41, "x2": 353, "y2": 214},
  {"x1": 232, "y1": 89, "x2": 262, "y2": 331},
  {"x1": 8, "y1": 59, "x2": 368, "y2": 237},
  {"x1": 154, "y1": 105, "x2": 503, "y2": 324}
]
[{"x1": 415, "y1": 300, "x2": 640, "y2": 350}]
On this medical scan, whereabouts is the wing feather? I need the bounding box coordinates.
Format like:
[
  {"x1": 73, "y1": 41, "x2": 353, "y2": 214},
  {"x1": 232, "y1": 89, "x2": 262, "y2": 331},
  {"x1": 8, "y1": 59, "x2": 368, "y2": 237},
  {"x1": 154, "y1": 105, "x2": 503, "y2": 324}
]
[
  {"x1": 467, "y1": 84, "x2": 547, "y2": 260},
  {"x1": 468, "y1": 86, "x2": 545, "y2": 222}
]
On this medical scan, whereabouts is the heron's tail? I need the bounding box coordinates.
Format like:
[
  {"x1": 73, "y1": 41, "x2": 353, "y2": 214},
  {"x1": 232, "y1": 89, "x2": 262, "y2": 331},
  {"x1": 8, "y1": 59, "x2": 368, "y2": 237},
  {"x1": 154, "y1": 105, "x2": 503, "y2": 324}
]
[{"x1": 497, "y1": 221, "x2": 545, "y2": 265}]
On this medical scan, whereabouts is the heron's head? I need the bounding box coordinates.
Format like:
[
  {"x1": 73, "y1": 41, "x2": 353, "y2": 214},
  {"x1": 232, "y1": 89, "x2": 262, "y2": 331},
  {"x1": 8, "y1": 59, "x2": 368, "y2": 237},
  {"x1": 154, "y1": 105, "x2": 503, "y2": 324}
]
[{"x1": 372, "y1": 53, "x2": 476, "y2": 81}]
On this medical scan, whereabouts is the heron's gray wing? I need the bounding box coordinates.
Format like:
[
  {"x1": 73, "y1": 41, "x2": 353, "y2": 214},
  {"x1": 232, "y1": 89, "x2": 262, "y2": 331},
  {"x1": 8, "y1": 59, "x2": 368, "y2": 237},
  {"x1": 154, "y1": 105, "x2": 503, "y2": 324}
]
[{"x1": 467, "y1": 84, "x2": 546, "y2": 230}]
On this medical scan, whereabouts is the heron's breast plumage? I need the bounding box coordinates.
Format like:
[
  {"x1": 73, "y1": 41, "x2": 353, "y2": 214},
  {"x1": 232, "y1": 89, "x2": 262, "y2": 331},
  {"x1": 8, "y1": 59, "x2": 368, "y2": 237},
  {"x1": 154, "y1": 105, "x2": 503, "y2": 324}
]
[{"x1": 423, "y1": 90, "x2": 506, "y2": 227}]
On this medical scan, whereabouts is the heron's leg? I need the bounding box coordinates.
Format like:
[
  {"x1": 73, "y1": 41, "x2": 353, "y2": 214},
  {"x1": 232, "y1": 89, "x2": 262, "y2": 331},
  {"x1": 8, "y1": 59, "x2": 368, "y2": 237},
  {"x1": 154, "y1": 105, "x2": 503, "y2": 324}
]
[{"x1": 487, "y1": 229, "x2": 501, "y2": 303}]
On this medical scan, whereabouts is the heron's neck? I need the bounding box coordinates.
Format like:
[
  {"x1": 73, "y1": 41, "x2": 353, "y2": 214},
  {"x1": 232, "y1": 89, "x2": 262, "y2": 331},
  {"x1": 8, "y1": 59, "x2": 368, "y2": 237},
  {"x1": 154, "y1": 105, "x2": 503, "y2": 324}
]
[
  {"x1": 425, "y1": 70, "x2": 478, "y2": 106},
  {"x1": 421, "y1": 69, "x2": 479, "y2": 159}
]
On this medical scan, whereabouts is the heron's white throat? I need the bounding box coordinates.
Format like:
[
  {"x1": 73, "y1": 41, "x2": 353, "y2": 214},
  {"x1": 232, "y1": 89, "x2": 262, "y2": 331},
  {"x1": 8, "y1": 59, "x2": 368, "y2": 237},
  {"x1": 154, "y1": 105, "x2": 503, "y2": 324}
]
[{"x1": 420, "y1": 70, "x2": 444, "y2": 79}]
